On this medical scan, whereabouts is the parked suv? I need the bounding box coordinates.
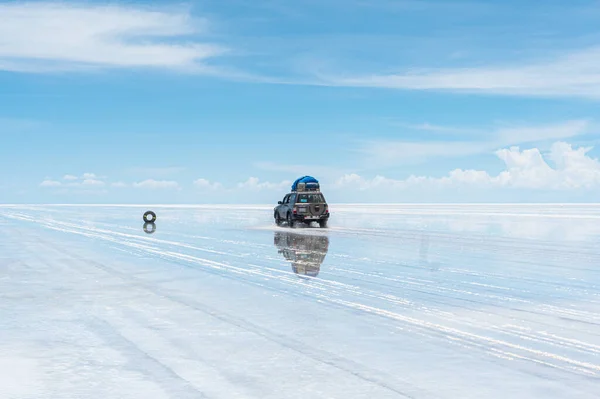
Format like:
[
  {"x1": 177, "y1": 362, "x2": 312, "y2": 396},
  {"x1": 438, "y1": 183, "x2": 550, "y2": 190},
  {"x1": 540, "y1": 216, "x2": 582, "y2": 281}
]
[{"x1": 274, "y1": 190, "x2": 329, "y2": 228}]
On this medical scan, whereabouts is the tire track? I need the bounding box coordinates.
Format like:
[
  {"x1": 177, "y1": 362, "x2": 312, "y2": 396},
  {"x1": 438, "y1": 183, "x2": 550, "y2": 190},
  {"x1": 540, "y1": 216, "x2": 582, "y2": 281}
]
[{"x1": 8, "y1": 212, "x2": 600, "y2": 383}]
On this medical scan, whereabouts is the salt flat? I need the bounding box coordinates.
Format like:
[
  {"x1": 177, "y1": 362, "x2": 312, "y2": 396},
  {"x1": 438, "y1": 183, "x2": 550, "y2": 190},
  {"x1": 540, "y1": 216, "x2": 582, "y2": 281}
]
[{"x1": 0, "y1": 204, "x2": 599, "y2": 399}]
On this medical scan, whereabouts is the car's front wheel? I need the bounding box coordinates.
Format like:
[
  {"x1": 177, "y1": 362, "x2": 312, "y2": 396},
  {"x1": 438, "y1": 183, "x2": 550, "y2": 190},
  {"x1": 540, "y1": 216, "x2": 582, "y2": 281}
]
[{"x1": 274, "y1": 211, "x2": 283, "y2": 226}]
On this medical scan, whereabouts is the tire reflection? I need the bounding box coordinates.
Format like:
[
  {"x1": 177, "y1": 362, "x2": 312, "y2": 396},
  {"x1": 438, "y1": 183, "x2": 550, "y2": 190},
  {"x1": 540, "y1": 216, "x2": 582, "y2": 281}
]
[
  {"x1": 274, "y1": 231, "x2": 329, "y2": 278},
  {"x1": 143, "y1": 222, "x2": 156, "y2": 234}
]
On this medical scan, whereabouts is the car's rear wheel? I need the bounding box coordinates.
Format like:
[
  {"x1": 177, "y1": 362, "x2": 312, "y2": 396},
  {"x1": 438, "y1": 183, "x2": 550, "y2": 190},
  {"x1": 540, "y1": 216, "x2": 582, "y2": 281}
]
[
  {"x1": 287, "y1": 213, "x2": 295, "y2": 228},
  {"x1": 318, "y1": 219, "x2": 328, "y2": 228}
]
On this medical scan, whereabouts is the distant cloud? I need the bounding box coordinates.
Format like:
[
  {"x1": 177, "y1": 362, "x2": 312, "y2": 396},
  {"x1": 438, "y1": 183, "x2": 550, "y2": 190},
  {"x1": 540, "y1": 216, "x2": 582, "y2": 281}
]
[
  {"x1": 41, "y1": 172, "x2": 109, "y2": 190},
  {"x1": 40, "y1": 179, "x2": 62, "y2": 187},
  {"x1": 315, "y1": 46, "x2": 600, "y2": 99},
  {"x1": 43, "y1": 173, "x2": 183, "y2": 191},
  {"x1": 193, "y1": 178, "x2": 223, "y2": 190},
  {"x1": 0, "y1": 3, "x2": 227, "y2": 73},
  {"x1": 59, "y1": 173, "x2": 106, "y2": 181},
  {"x1": 133, "y1": 179, "x2": 180, "y2": 190},
  {"x1": 237, "y1": 177, "x2": 291, "y2": 190},
  {"x1": 81, "y1": 178, "x2": 105, "y2": 187},
  {"x1": 362, "y1": 119, "x2": 590, "y2": 166},
  {"x1": 336, "y1": 141, "x2": 600, "y2": 191}
]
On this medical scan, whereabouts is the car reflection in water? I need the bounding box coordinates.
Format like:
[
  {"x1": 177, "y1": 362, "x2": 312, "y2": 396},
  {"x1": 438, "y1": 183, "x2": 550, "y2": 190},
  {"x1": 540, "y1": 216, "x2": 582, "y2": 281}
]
[{"x1": 274, "y1": 231, "x2": 329, "y2": 278}]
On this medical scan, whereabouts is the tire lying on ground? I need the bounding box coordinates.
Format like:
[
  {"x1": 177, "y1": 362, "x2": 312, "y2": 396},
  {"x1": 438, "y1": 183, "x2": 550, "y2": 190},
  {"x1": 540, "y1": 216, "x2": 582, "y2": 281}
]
[{"x1": 143, "y1": 210, "x2": 157, "y2": 223}]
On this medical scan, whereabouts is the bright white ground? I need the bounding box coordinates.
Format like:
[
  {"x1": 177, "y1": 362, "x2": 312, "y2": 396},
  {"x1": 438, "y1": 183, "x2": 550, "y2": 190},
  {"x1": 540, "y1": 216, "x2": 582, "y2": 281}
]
[{"x1": 0, "y1": 204, "x2": 599, "y2": 399}]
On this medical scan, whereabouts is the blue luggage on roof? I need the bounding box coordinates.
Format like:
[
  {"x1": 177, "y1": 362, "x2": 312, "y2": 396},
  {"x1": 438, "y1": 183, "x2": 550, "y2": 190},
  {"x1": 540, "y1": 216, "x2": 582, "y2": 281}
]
[{"x1": 291, "y1": 176, "x2": 319, "y2": 191}]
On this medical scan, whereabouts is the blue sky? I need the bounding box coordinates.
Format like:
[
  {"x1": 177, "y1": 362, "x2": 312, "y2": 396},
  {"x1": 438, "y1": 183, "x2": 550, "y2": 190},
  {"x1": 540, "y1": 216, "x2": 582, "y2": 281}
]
[{"x1": 1, "y1": 0, "x2": 600, "y2": 204}]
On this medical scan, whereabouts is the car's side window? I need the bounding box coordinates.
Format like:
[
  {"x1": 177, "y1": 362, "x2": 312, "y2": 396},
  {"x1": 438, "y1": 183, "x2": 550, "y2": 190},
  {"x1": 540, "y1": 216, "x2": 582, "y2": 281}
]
[
  {"x1": 282, "y1": 195, "x2": 289, "y2": 204},
  {"x1": 289, "y1": 194, "x2": 296, "y2": 204}
]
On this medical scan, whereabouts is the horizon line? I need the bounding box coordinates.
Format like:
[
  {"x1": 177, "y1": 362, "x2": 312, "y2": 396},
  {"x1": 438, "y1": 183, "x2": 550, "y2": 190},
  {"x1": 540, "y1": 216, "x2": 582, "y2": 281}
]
[{"x1": 1, "y1": 203, "x2": 600, "y2": 207}]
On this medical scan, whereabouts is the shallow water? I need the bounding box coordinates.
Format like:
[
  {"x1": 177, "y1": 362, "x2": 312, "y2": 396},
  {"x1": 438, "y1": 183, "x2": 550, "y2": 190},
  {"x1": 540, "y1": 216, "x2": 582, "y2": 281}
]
[{"x1": 1, "y1": 204, "x2": 599, "y2": 398}]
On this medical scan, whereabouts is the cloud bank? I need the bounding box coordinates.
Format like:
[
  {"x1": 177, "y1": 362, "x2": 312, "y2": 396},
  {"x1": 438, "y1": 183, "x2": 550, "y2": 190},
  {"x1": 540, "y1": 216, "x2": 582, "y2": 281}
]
[
  {"x1": 336, "y1": 142, "x2": 600, "y2": 191},
  {"x1": 40, "y1": 172, "x2": 106, "y2": 188},
  {"x1": 37, "y1": 140, "x2": 600, "y2": 201}
]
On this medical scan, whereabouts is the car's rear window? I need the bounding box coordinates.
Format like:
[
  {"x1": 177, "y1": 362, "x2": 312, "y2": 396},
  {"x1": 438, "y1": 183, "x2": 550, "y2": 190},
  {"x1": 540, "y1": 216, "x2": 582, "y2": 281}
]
[{"x1": 296, "y1": 194, "x2": 325, "y2": 203}]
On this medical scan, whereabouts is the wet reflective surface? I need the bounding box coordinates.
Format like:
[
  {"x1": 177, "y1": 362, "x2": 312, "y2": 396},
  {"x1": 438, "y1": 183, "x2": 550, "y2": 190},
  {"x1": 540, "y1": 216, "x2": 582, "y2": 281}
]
[
  {"x1": 274, "y1": 231, "x2": 329, "y2": 277},
  {"x1": 0, "y1": 204, "x2": 599, "y2": 398},
  {"x1": 143, "y1": 221, "x2": 156, "y2": 234}
]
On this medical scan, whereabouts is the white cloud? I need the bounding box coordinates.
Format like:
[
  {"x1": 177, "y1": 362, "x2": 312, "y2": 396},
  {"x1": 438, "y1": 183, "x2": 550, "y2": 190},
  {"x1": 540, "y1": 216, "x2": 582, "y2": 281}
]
[
  {"x1": 193, "y1": 178, "x2": 223, "y2": 190},
  {"x1": 40, "y1": 179, "x2": 62, "y2": 187},
  {"x1": 111, "y1": 182, "x2": 128, "y2": 188},
  {"x1": 318, "y1": 46, "x2": 600, "y2": 99},
  {"x1": 237, "y1": 177, "x2": 291, "y2": 191},
  {"x1": 362, "y1": 119, "x2": 590, "y2": 166},
  {"x1": 0, "y1": 3, "x2": 227, "y2": 73},
  {"x1": 133, "y1": 179, "x2": 180, "y2": 189},
  {"x1": 59, "y1": 172, "x2": 107, "y2": 182},
  {"x1": 81, "y1": 179, "x2": 105, "y2": 187},
  {"x1": 492, "y1": 142, "x2": 600, "y2": 189},
  {"x1": 41, "y1": 172, "x2": 110, "y2": 190},
  {"x1": 337, "y1": 141, "x2": 600, "y2": 191}
]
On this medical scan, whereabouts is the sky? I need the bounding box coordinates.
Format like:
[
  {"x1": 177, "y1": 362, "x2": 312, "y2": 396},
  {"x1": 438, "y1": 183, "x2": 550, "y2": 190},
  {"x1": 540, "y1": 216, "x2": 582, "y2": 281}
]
[{"x1": 1, "y1": 0, "x2": 600, "y2": 204}]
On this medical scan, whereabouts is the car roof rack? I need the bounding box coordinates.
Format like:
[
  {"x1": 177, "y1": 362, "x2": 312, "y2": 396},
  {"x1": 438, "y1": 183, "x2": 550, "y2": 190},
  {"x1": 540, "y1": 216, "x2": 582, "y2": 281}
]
[
  {"x1": 292, "y1": 181, "x2": 320, "y2": 193},
  {"x1": 292, "y1": 188, "x2": 320, "y2": 193}
]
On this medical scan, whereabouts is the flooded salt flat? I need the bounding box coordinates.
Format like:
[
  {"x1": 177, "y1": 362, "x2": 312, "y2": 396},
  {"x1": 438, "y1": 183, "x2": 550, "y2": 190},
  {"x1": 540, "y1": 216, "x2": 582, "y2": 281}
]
[{"x1": 0, "y1": 204, "x2": 599, "y2": 399}]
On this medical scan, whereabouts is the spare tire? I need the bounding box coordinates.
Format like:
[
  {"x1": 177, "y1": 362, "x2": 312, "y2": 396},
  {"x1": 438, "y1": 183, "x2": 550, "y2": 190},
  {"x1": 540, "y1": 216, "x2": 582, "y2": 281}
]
[
  {"x1": 143, "y1": 210, "x2": 156, "y2": 223},
  {"x1": 309, "y1": 203, "x2": 325, "y2": 216}
]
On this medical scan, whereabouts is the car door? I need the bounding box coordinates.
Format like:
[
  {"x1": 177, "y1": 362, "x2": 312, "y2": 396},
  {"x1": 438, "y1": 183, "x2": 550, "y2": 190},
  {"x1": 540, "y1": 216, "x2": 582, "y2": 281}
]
[
  {"x1": 278, "y1": 194, "x2": 289, "y2": 217},
  {"x1": 283, "y1": 193, "x2": 295, "y2": 216}
]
